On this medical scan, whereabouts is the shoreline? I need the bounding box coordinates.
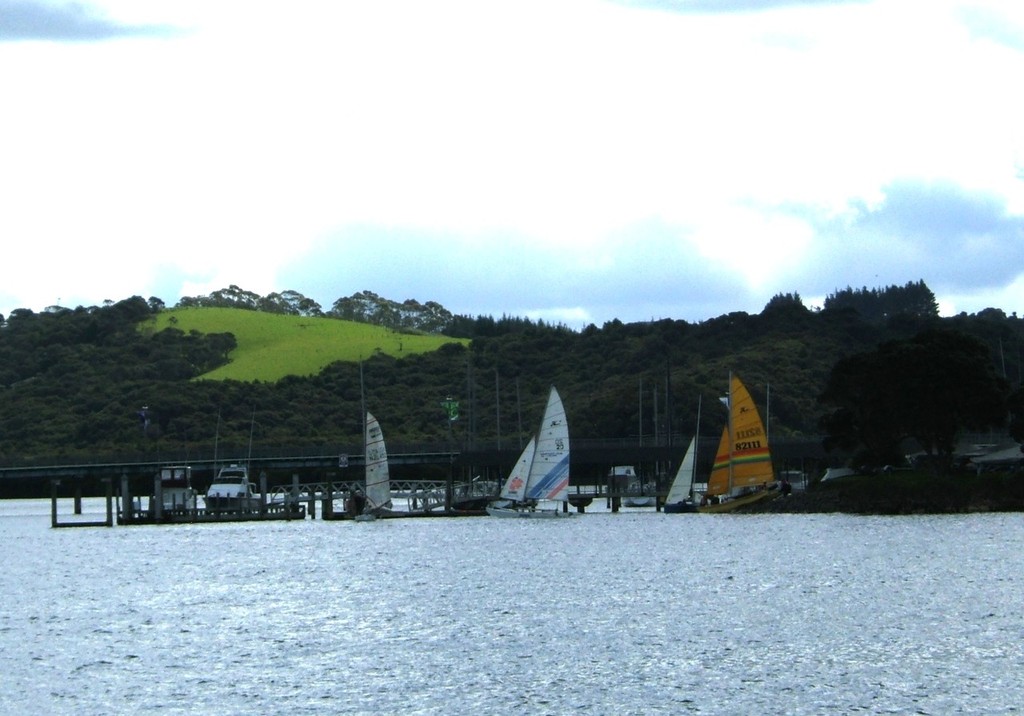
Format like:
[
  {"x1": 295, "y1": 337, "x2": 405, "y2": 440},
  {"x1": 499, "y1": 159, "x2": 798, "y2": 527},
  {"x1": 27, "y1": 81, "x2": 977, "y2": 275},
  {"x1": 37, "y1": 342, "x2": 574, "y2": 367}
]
[{"x1": 736, "y1": 471, "x2": 1024, "y2": 514}]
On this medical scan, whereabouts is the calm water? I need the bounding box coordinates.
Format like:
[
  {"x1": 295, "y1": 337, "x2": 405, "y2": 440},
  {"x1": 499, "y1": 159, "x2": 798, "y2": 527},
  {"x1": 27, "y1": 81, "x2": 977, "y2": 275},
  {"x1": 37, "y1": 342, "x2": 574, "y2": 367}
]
[{"x1": 1, "y1": 499, "x2": 1022, "y2": 715}]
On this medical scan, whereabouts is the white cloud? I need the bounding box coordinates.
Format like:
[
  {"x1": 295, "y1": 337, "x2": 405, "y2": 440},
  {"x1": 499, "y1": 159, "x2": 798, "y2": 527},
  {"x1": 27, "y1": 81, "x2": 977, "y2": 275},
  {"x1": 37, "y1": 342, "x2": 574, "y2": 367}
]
[{"x1": 2, "y1": 0, "x2": 1024, "y2": 323}]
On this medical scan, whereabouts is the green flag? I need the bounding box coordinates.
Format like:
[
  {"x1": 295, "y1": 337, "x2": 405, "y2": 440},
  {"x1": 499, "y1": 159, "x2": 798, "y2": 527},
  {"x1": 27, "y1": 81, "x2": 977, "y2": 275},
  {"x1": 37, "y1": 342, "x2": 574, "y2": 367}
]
[{"x1": 441, "y1": 397, "x2": 459, "y2": 422}]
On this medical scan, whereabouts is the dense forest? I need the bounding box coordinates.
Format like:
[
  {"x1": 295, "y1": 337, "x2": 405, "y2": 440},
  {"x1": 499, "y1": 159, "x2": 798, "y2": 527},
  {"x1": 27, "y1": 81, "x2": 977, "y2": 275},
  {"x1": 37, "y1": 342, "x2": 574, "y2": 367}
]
[{"x1": 1, "y1": 280, "x2": 1022, "y2": 465}]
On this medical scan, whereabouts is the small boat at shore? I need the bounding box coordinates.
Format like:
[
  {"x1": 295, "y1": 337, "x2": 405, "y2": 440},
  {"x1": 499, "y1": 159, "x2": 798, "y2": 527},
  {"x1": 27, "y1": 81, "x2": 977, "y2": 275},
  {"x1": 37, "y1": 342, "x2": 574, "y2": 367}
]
[
  {"x1": 614, "y1": 466, "x2": 656, "y2": 507},
  {"x1": 205, "y1": 464, "x2": 260, "y2": 511},
  {"x1": 157, "y1": 465, "x2": 198, "y2": 512}
]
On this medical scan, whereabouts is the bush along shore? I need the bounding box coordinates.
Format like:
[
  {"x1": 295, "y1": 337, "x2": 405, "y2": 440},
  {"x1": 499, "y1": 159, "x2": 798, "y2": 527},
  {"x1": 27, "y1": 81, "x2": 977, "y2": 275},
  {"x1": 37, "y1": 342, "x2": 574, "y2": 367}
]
[{"x1": 738, "y1": 470, "x2": 1024, "y2": 514}]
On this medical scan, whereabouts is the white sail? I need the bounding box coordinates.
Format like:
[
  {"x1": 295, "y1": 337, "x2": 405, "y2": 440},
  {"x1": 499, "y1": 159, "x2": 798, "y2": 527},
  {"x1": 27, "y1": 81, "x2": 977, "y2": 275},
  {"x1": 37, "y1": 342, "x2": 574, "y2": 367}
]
[
  {"x1": 665, "y1": 437, "x2": 697, "y2": 505},
  {"x1": 524, "y1": 386, "x2": 570, "y2": 501},
  {"x1": 499, "y1": 436, "x2": 537, "y2": 501},
  {"x1": 487, "y1": 386, "x2": 573, "y2": 517},
  {"x1": 364, "y1": 412, "x2": 391, "y2": 511}
]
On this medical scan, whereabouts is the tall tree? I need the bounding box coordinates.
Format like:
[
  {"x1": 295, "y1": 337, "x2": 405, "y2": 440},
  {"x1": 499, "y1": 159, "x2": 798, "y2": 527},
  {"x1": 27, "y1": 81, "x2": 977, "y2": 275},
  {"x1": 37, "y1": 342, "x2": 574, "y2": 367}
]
[
  {"x1": 823, "y1": 280, "x2": 939, "y2": 323},
  {"x1": 819, "y1": 329, "x2": 1009, "y2": 472}
]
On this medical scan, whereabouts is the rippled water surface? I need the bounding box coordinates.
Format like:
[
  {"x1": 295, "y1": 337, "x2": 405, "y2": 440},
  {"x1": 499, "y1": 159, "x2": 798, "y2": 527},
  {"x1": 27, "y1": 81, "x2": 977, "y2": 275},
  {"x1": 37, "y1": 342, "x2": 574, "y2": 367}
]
[{"x1": 2, "y1": 500, "x2": 1022, "y2": 715}]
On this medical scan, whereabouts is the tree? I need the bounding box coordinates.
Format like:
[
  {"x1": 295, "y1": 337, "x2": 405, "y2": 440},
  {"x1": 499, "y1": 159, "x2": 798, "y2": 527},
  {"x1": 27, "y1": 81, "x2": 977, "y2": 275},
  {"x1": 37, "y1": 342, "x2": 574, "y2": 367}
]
[
  {"x1": 762, "y1": 291, "x2": 806, "y2": 313},
  {"x1": 259, "y1": 290, "x2": 323, "y2": 317},
  {"x1": 819, "y1": 329, "x2": 1010, "y2": 472},
  {"x1": 177, "y1": 284, "x2": 263, "y2": 310},
  {"x1": 1008, "y1": 387, "x2": 1024, "y2": 443},
  {"x1": 823, "y1": 280, "x2": 939, "y2": 323}
]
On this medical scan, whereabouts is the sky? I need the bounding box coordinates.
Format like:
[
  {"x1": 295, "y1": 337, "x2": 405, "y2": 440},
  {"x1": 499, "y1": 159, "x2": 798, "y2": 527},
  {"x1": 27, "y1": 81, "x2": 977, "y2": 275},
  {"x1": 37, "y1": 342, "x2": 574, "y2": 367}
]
[{"x1": 2, "y1": 0, "x2": 1023, "y2": 327}]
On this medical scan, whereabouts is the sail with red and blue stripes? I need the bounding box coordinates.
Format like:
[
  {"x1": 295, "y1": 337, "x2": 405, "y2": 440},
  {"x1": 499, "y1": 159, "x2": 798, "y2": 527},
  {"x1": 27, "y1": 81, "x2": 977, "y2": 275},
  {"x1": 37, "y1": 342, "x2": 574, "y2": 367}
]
[{"x1": 524, "y1": 386, "x2": 570, "y2": 501}]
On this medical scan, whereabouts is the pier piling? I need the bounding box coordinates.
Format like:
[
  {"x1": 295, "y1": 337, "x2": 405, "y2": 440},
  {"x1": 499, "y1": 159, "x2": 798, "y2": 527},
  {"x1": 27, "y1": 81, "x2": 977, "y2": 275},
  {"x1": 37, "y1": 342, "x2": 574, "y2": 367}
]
[
  {"x1": 259, "y1": 472, "x2": 268, "y2": 518},
  {"x1": 50, "y1": 477, "x2": 114, "y2": 528}
]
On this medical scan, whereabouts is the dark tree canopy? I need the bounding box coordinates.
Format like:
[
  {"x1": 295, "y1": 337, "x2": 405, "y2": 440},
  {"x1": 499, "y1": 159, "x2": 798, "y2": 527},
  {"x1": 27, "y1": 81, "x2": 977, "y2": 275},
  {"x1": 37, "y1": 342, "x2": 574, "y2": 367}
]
[
  {"x1": 1008, "y1": 387, "x2": 1024, "y2": 443},
  {"x1": 823, "y1": 280, "x2": 939, "y2": 323},
  {"x1": 327, "y1": 290, "x2": 456, "y2": 334},
  {"x1": 819, "y1": 328, "x2": 1010, "y2": 472}
]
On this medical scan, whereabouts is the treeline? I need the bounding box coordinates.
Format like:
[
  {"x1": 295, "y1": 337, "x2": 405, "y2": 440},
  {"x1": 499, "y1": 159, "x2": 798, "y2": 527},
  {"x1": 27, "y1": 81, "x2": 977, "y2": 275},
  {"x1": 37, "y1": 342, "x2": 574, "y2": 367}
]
[
  {"x1": 2, "y1": 281, "x2": 1022, "y2": 465},
  {"x1": 171, "y1": 285, "x2": 550, "y2": 338},
  {"x1": 822, "y1": 280, "x2": 939, "y2": 323},
  {"x1": 170, "y1": 281, "x2": 950, "y2": 336}
]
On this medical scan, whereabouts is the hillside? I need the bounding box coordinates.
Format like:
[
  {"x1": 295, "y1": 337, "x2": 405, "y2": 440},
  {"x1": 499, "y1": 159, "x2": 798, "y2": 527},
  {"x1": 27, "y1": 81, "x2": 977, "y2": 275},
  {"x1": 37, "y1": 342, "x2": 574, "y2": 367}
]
[
  {"x1": 143, "y1": 308, "x2": 467, "y2": 381},
  {"x1": 1, "y1": 291, "x2": 1023, "y2": 466}
]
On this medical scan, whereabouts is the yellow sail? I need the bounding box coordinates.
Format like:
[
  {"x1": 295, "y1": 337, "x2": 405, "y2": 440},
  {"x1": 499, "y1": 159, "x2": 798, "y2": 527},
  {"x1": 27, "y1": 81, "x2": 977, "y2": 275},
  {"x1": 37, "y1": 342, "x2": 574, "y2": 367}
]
[
  {"x1": 706, "y1": 426, "x2": 732, "y2": 496},
  {"x1": 705, "y1": 374, "x2": 774, "y2": 497}
]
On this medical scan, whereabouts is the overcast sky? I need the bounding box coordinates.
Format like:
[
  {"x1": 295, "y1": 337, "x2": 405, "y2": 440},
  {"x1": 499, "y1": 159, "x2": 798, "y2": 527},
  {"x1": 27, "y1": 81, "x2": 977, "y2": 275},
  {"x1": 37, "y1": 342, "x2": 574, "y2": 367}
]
[{"x1": 2, "y1": 0, "x2": 1023, "y2": 326}]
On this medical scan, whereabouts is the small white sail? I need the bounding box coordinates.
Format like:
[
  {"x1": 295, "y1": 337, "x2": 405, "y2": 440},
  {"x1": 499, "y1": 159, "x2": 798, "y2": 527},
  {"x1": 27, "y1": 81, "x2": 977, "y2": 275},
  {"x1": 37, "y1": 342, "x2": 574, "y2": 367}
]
[
  {"x1": 499, "y1": 436, "x2": 537, "y2": 501},
  {"x1": 363, "y1": 412, "x2": 391, "y2": 512},
  {"x1": 665, "y1": 437, "x2": 697, "y2": 505}
]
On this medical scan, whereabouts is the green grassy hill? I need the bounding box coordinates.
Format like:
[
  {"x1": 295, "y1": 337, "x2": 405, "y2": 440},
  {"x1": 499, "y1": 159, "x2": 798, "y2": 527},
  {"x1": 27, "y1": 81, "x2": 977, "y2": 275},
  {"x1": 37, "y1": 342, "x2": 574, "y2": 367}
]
[{"x1": 143, "y1": 308, "x2": 467, "y2": 382}]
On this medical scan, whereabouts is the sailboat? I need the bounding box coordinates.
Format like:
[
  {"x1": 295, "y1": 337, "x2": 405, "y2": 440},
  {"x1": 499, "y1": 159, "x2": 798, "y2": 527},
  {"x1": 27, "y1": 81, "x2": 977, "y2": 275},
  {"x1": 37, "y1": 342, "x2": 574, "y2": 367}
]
[
  {"x1": 351, "y1": 411, "x2": 393, "y2": 520},
  {"x1": 486, "y1": 386, "x2": 575, "y2": 518},
  {"x1": 699, "y1": 373, "x2": 778, "y2": 513},
  {"x1": 664, "y1": 395, "x2": 701, "y2": 513},
  {"x1": 664, "y1": 437, "x2": 699, "y2": 513}
]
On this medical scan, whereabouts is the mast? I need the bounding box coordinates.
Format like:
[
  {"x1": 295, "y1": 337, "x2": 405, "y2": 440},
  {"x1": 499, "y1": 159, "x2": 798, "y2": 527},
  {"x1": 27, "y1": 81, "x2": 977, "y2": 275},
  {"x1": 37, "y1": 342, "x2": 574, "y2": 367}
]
[
  {"x1": 693, "y1": 393, "x2": 702, "y2": 490},
  {"x1": 360, "y1": 360, "x2": 367, "y2": 462},
  {"x1": 638, "y1": 376, "x2": 643, "y2": 447},
  {"x1": 213, "y1": 409, "x2": 221, "y2": 471},
  {"x1": 727, "y1": 371, "x2": 734, "y2": 493},
  {"x1": 495, "y1": 367, "x2": 501, "y2": 451},
  {"x1": 246, "y1": 405, "x2": 256, "y2": 469}
]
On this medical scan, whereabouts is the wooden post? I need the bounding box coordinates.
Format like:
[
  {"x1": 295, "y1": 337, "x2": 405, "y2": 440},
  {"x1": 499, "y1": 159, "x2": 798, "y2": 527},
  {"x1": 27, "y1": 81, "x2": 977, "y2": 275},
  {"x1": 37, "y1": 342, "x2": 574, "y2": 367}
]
[
  {"x1": 572, "y1": 488, "x2": 587, "y2": 513},
  {"x1": 50, "y1": 479, "x2": 59, "y2": 529},
  {"x1": 104, "y1": 478, "x2": 114, "y2": 527},
  {"x1": 259, "y1": 472, "x2": 268, "y2": 518},
  {"x1": 655, "y1": 469, "x2": 662, "y2": 513},
  {"x1": 290, "y1": 474, "x2": 300, "y2": 517},
  {"x1": 323, "y1": 478, "x2": 333, "y2": 519},
  {"x1": 445, "y1": 455, "x2": 454, "y2": 514},
  {"x1": 120, "y1": 474, "x2": 132, "y2": 524},
  {"x1": 153, "y1": 473, "x2": 163, "y2": 521},
  {"x1": 73, "y1": 483, "x2": 83, "y2": 515}
]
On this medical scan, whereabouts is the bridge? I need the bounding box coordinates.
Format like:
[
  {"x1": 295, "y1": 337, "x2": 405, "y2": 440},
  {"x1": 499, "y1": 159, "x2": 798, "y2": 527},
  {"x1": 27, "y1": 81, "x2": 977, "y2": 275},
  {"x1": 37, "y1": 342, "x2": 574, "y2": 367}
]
[{"x1": 2, "y1": 436, "x2": 830, "y2": 499}]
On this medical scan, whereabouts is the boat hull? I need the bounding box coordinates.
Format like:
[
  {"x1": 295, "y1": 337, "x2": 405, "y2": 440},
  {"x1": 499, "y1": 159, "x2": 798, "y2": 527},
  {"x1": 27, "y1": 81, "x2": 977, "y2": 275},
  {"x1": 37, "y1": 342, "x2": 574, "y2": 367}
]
[
  {"x1": 485, "y1": 505, "x2": 575, "y2": 518},
  {"x1": 623, "y1": 496, "x2": 656, "y2": 507},
  {"x1": 698, "y1": 488, "x2": 778, "y2": 513},
  {"x1": 664, "y1": 501, "x2": 698, "y2": 513},
  {"x1": 452, "y1": 496, "x2": 494, "y2": 511},
  {"x1": 204, "y1": 495, "x2": 261, "y2": 512}
]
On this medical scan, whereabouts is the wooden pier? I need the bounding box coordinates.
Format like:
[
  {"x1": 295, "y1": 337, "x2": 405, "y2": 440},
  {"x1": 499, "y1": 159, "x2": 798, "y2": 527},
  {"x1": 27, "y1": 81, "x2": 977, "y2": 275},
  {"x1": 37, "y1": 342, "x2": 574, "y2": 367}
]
[
  {"x1": 49, "y1": 474, "x2": 493, "y2": 527},
  {"x1": 47, "y1": 462, "x2": 713, "y2": 527}
]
